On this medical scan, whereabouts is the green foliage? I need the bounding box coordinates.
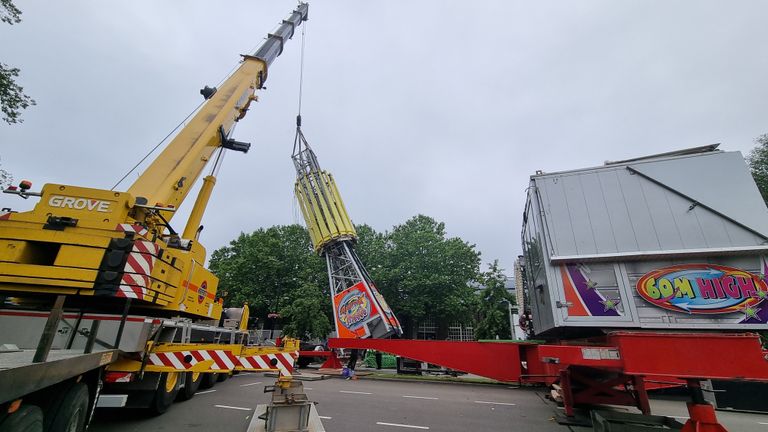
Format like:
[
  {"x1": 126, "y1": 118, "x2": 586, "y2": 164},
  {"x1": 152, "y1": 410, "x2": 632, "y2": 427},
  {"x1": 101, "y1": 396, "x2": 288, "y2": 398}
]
[
  {"x1": 0, "y1": 158, "x2": 11, "y2": 189},
  {"x1": 210, "y1": 215, "x2": 484, "y2": 340},
  {"x1": 474, "y1": 260, "x2": 514, "y2": 340},
  {"x1": 0, "y1": 0, "x2": 20, "y2": 25},
  {"x1": 748, "y1": 134, "x2": 768, "y2": 204},
  {"x1": 0, "y1": 63, "x2": 35, "y2": 124},
  {"x1": 208, "y1": 225, "x2": 331, "y2": 339},
  {"x1": 279, "y1": 283, "x2": 332, "y2": 340},
  {"x1": 1, "y1": 0, "x2": 34, "y2": 125},
  {"x1": 362, "y1": 215, "x2": 481, "y2": 330}
]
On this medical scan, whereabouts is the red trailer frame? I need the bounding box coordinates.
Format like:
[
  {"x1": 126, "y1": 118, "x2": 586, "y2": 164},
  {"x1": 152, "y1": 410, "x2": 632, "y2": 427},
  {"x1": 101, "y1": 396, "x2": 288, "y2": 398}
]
[{"x1": 323, "y1": 331, "x2": 768, "y2": 432}]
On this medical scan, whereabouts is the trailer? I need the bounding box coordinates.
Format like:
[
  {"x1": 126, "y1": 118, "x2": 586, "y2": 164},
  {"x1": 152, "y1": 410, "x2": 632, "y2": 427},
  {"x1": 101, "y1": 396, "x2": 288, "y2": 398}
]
[{"x1": 521, "y1": 144, "x2": 768, "y2": 336}]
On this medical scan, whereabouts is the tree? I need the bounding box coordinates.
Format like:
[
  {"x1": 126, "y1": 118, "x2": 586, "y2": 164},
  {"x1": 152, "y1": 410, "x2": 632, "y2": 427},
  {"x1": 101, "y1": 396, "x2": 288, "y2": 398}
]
[
  {"x1": 1, "y1": 0, "x2": 35, "y2": 124},
  {"x1": 365, "y1": 215, "x2": 481, "y2": 338},
  {"x1": 474, "y1": 260, "x2": 514, "y2": 340},
  {"x1": 208, "y1": 225, "x2": 331, "y2": 339},
  {"x1": 748, "y1": 134, "x2": 768, "y2": 204},
  {"x1": 0, "y1": 157, "x2": 11, "y2": 189}
]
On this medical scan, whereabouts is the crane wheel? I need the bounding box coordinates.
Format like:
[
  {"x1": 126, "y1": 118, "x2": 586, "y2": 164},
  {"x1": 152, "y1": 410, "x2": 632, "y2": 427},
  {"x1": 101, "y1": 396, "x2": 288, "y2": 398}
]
[
  {"x1": 0, "y1": 405, "x2": 43, "y2": 432},
  {"x1": 216, "y1": 372, "x2": 231, "y2": 382},
  {"x1": 149, "y1": 372, "x2": 180, "y2": 415},
  {"x1": 199, "y1": 373, "x2": 218, "y2": 389},
  {"x1": 176, "y1": 372, "x2": 202, "y2": 401},
  {"x1": 43, "y1": 382, "x2": 89, "y2": 432}
]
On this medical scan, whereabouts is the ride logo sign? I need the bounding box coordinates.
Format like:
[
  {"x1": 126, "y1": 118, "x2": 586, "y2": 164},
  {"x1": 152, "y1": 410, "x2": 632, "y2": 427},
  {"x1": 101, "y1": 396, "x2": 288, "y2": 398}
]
[
  {"x1": 333, "y1": 282, "x2": 381, "y2": 338},
  {"x1": 636, "y1": 264, "x2": 768, "y2": 316}
]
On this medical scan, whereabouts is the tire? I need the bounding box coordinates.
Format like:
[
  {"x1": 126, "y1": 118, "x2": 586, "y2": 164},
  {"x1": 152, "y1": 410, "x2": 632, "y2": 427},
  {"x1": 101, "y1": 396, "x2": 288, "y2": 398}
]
[
  {"x1": 0, "y1": 405, "x2": 43, "y2": 432},
  {"x1": 149, "y1": 372, "x2": 180, "y2": 415},
  {"x1": 199, "y1": 373, "x2": 218, "y2": 389},
  {"x1": 297, "y1": 357, "x2": 312, "y2": 369},
  {"x1": 176, "y1": 372, "x2": 202, "y2": 401},
  {"x1": 216, "y1": 372, "x2": 230, "y2": 382},
  {"x1": 44, "y1": 383, "x2": 89, "y2": 432}
]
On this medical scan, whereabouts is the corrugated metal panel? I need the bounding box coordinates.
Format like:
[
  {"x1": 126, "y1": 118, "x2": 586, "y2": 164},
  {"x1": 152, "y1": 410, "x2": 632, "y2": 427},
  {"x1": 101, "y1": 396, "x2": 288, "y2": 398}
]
[
  {"x1": 628, "y1": 151, "x2": 768, "y2": 238},
  {"x1": 533, "y1": 151, "x2": 767, "y2": 260}
]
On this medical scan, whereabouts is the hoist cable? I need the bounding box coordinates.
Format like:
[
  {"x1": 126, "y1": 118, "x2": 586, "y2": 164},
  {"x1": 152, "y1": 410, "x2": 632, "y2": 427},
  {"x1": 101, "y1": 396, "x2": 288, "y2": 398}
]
[
  {"x1": 297, "y1": 19, "x2": 307, "y2": 119},
  {"x1": 110, "y1": 99, "x2": 205, "y2": 191},
  {"x1": 110, "y1": 56, "x2": 246, "y2": 192}
]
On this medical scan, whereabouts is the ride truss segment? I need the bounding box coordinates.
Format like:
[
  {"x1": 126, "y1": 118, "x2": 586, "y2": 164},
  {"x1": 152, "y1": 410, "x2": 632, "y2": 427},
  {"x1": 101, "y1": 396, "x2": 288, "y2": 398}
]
[{"x1": 291, "y1": 126, "x2": 402, "y2": 339}]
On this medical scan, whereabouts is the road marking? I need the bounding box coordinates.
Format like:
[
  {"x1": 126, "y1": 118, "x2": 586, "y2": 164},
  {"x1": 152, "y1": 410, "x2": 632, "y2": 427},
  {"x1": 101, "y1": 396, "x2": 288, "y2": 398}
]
[
  {"x1": 758, "y1": 422, "x2": 768, "y2": 425},
  {"x1": 339, "y1": 390, "x2": 373, "y2": 395},
  {"x1": 304, "y1": 387, "x2": 313, "y2": 390},
  {"x1": 319, "y1": 416, "x2": 332, "y2": 420},
  {"x1": 402, "y1": 395, "x2": 439, "y2": 400},
  {"x1": 196, "y1": 390, "x2": 217, "y2": 395},
  {"x1": 233, "y1": 373, "x2": 254, "y2": 377},
  {"x1": 240, "y1": 382, "x2": 263, "y2": 387},
  {"x1": 474, "y1": 400, "x2": 516, "y2": 406},
  {"x1": 215, "y1": 404, "x2": 252, "y2": 411},
  {"x1": 376, "y1": 422, "x2": 429, "y2": 429}
]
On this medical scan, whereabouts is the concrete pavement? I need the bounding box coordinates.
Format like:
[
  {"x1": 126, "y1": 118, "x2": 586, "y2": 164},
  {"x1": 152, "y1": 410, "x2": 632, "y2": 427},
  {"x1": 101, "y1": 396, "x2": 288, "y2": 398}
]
[{"x1": 90, "y1": 372, "x2": 768, "y2": 431}]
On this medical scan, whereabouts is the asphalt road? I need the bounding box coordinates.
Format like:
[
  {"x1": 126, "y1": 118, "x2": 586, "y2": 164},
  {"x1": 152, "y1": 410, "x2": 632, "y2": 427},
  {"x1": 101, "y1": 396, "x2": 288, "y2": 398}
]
[{"x1": 90, "y1": 373, "x2": 768, "y2": 432}]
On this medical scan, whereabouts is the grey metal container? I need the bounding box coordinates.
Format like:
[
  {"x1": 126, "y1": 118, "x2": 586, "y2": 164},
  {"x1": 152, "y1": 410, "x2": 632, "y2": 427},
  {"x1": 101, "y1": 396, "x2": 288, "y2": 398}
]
[{"x1": 521, "y1": 145, "x2": 768, "y2": 336}]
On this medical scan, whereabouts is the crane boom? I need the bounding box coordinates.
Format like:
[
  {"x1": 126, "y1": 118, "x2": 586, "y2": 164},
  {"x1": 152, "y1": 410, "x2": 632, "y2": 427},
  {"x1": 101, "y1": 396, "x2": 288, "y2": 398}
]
[{"x1": 128, "y1": 3, "x2": 309, "y2": 221}]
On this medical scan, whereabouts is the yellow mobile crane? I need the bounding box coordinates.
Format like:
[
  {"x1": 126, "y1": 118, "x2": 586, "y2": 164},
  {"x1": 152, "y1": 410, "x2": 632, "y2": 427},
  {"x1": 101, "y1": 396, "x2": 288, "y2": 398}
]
[{"x1": 0, "y1": 4, "x2": 308, "y2": 430}]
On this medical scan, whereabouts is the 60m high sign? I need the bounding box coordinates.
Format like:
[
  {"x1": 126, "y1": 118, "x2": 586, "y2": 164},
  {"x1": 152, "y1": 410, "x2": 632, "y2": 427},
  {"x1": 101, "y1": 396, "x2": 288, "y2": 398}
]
[{"x1": 636, "y1": 264, "x2": 768, "y2": 314}]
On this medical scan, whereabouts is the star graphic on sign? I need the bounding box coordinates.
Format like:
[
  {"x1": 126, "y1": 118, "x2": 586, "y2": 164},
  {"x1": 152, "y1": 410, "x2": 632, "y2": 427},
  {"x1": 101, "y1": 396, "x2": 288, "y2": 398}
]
[
  {"x1": 760, "y1": 272, "x2": 768, "y2": 284},
  {"x1": 600, "y1": 298, "x2": 621, "y2": 312},
  {"x1": 751, "y1": 289, "x2": 768, "y2": 300},
  {"x1": 586, "y1": 280, "x2": 598, "y2": 289},
  {"x1": 742, "y1": 305, "x2": 762, "y2": 321}
]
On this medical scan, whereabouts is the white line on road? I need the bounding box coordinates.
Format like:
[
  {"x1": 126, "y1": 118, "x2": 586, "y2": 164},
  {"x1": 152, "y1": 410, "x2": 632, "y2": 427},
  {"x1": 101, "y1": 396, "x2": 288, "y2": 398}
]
[
  {"x1": 319, "y1": 416, "x2": 332, "y2": 420},
  {"x1": 215, "y1": 405, "x2": 252, "y2": 411},
  {"x1": 758, "y1": 422, "x2": 768, "y2": 425},
  {"x1": 376, "y1": 422, "x2": 429, "y2": 430},
  {"x1": 402, "y1": 395, "x2": 439, "y2": 400},
  {"x1": 304, "y1": 387, "x2": 313, "y2": 390},
  {"x1": 474, "y1": 400, "x2": 516, "y2": 406},
  {"x1": 339, "y1": 390, "x2": 373, "y2": 395},
  {"x1": 240, "y1": 382, "x2": 263, "y2": 387},
  {"x1": 232, "y1": 373, "x2": 254, "y2": 377},
  {"x1": 196, "y1": 390, "x2": 217, "y2": 395}
]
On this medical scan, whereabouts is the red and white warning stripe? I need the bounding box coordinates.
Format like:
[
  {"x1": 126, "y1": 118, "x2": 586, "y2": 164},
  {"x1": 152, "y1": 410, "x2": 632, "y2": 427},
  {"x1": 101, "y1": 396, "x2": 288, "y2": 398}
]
[
  {"x1": 239, "y1": 352, "x2": 296, "y2": 376},
  {"x1": 116, "y1": 283, "x2": 147, "y2": 300},
  {"x1": 146, "y1": 350, "x2": 297, "y2": 376},
  {"x1": 147, "y1": 349, "x2": 240, "y2": 371},
  {"x1": 115, "y1": 223, "x2": 149, "y2": 238},
  {"x1": 117, "y1": 240, "x2": 158, "y2": 300}
]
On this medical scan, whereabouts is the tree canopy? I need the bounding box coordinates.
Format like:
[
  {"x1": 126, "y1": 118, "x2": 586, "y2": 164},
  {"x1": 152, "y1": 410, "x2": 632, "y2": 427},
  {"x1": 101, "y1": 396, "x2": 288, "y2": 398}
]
[
  {"x1": 474, "y1": 260, "x2": 515, "y2": 340},
  {"x1": 208, "y1": 225, "x2": 330, "y2": 340},
  {"x1": 209, "y1": 215, "x2": 486, "y2": 340},
  {"x1": 748, "y1": 134, "x2": 768, "y2": 204},
  {"x1": 354, "y1": 215, "x2": 481, "y2": 338},
  {"x1": 1, "y1": 0, "x2": 35, "y2": 124}
]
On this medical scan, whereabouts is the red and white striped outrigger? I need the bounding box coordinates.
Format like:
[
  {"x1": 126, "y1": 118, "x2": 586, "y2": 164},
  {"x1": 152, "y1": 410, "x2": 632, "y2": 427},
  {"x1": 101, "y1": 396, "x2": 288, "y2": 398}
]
[
  {"x1": 109, "y1": 339, "x2": 300, "y2": 378},
  {"x1": 147, "y1": 347, "x2": 297, "y2": 376}
]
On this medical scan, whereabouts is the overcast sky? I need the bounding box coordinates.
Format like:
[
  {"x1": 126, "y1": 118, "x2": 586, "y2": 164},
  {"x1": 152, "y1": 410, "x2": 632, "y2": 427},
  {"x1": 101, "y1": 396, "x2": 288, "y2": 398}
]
[{"x1": 2, "y1": 1, "x2": 767, "y2": 274}]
